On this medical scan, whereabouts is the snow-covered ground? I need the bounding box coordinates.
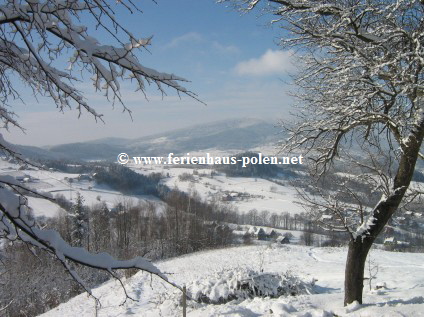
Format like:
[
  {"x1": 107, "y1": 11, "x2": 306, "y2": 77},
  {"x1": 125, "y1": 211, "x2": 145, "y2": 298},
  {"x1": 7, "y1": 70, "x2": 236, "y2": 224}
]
[
  {"x1": 131, "y1": 164, "x2": 304, "y2": 215},
  {"x1": 1, "y1": 156, "x2": 304, "y2": 217},
  {"x1": 0, "y1": 159, "x2": 161, "y2": 217},
  {"x1": 40, "y1": 244, "x2": 424, "y2": 317}
]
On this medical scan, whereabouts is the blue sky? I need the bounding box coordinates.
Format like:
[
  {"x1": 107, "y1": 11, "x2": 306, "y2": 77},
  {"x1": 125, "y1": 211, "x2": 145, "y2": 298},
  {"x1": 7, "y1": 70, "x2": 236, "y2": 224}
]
[{"x1": 7, "y1": 0, "x2": 296, "y2": 146}]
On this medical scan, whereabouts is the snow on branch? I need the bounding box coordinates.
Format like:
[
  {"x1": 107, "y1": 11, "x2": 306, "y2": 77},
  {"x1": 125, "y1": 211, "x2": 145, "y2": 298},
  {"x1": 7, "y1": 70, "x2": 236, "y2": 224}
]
[
  {"x1": 240, "y1": 0, "x2": 424, "y2": 174},
  {"x1": 351, "y1": 213, "x2": 377, "y2": 241},
  {"x1": 0, "y1": 0, "x2": 201, "y2": 126},
  {"x1": 0, "y1": 0, "x2": 197, "y2": 302},
  {"x1": 0, "y1": 179, "x2": 181, "y2": 303}
]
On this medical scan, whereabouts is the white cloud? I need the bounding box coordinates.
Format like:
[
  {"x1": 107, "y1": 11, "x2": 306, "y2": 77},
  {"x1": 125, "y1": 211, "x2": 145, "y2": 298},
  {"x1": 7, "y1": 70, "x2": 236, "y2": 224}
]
[
  {"x1": 234, "y1": 49, "x2": 294, "y2": 76},
  {"x1": 166, "y1": 32, "x2": 203, "y2": 48}
]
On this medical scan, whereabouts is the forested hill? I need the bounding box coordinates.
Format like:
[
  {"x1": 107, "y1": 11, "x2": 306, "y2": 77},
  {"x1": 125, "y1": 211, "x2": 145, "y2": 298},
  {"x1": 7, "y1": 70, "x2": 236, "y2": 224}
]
[{"x1": 13, "y1": 118, "x2": 281, "y2": 161}]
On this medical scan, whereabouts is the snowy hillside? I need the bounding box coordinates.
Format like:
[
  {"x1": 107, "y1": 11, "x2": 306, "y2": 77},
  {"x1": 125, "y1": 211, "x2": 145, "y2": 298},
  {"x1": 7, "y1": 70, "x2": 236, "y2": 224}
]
[
  {"x1": 131, "y1": 165, "x2": 304, "y2": 215},
  {"x1": 0, "y1": 158, "x2": 160, "y2": 218},
  {"x1": 40, "y1": 244, "x2": 424, "y2": 317}
]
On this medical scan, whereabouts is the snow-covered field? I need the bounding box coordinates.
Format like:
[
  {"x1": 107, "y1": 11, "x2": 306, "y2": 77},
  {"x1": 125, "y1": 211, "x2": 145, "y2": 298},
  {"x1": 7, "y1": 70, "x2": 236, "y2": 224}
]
[
  {"x1": 0, "y1": 159, "x2": 161, "y2": 217},
  {"x1": 40, "y1": 244, "x2": 424, "y2": 317},
  {"x1": 1, "y1": 156, "x2": 304, "y2": 217},
  {"x1": 131, "y1": 164, "x2": 304, "y2": 215},
  {"x1": 1, "y1": 156, "x2": 302, "y2": 221}
]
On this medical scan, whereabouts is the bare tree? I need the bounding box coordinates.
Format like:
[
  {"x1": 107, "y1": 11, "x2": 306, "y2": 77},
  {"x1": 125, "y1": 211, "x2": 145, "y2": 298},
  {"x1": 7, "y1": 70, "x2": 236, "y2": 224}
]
[
  {"x1": 301, "y1": 230, "x2": 314, "y2": 246},
  {"x1": 0, "y1": 0, "x2": 194, "y2": 301},
  {"x1": 223, "y1": 0, "x2": 424, "y2": 305}
]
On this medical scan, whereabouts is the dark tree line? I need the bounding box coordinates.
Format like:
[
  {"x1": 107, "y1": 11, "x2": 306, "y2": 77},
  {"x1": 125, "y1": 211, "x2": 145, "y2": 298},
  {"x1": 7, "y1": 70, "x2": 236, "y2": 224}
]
[
  {"x1": 218, "y1": 152, "x2": 280, "y2": 178},
  {"x1": 93, "y1": 164, "x2": 162, "y2": 196},
  {"x1": 38, "y1": 160, "x2": 164, "y2": 197},
  {"x1": 38, "y1": 159, "x2": 96, "y2": 174}
]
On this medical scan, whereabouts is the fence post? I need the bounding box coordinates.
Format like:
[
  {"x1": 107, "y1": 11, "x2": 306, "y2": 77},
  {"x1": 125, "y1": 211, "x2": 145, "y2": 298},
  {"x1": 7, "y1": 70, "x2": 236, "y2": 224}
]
[{"x1": 182, "y1": 285, "x2": 187, "y2": 317}]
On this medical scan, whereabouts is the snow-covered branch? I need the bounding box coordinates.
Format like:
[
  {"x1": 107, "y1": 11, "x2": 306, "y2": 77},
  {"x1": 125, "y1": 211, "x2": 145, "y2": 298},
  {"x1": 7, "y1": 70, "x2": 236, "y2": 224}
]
[
  {"x1": 0, "y1": 0, "x2": 200, "y2": 127},
  {"x1": 0, "y1": 0, "x2": 197, "y2": 301},
  {"x1": 0, "y1": 181, "x2": 181, "y2": 301},
  {"x1": 224, "y1": 0, "x2": 424, "y2": 305},
  {"x1": 224, "y1": 0, "x2": 423, "y2": 171}
]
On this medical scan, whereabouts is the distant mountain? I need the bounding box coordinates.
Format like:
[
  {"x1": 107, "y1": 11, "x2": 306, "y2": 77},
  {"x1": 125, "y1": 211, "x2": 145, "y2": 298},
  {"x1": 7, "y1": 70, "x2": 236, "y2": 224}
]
[
  {"x1": 127, "y1": 118, "x2": 281, "y2": 155},
  {"x1": 14, "y1": 118, "x2": 283, "y2": 161},
  {"x1": 13, "y1": 144, "x2": 65, "y2": 161}
]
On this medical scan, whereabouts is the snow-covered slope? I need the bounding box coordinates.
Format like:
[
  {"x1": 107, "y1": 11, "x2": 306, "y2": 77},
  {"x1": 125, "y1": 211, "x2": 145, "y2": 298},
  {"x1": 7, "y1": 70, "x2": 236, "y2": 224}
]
[
  {"x1": 0, "y1": 159, "x2": 159, "y2": 218},
  {"x1": 40, "y1": 244, "x2": 424, "y2": 317},
  {"x1": 131, "y1": 165, "x2": 304, "y2": 215}
]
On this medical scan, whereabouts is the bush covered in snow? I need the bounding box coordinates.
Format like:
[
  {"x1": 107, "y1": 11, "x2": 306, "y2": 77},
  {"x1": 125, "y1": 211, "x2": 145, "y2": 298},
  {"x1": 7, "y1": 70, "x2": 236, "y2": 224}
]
[{"x1": 187, "y1": 268, "x2": 315, "y2": 304}]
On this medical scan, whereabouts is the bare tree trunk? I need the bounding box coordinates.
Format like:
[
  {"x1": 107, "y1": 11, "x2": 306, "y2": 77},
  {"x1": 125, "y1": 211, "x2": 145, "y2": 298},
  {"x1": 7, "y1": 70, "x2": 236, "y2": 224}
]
[
  {"x1": 344, "y1": 239, "x2": 373, "y2": 305},
  {"x1": 182, "y1": 285, "x2": 187, "y2": 317},
  {"x1": 344, "y1": 120, "x2": 424, "y2": 305}
]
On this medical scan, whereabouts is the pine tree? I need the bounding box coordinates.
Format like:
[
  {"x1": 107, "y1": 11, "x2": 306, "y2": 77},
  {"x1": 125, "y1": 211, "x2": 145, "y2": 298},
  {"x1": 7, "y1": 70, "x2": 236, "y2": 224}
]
[{"x1": 69, "y1": 193, "x2": 88, "y2": 248}]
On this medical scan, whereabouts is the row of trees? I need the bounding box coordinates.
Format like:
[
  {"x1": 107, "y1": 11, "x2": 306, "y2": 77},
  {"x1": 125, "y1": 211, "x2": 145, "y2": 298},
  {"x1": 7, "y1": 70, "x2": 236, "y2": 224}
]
[
  {"x1": 218, "y1": 152, "x2": 281, "y2": 177},
  {"x1": 240, "y1": 209, "x2": 316, "y2": 231},
  {"x1": 93, "y1": 164, "x2": 163, "y2": 196}
]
